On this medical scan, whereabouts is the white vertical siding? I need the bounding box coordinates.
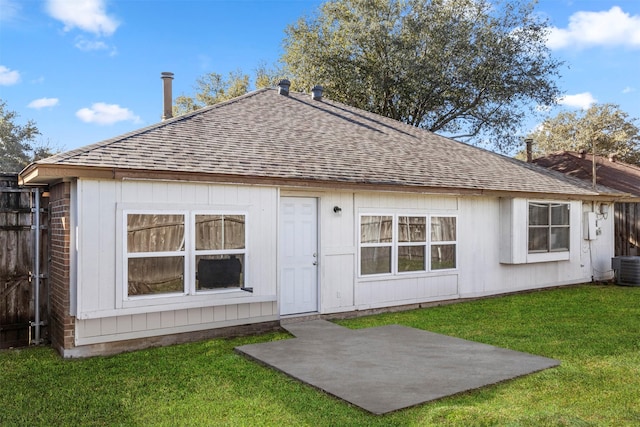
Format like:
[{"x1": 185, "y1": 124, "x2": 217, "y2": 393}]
[
  {"x1": 499, "y1": 198, "x2": 527, "y2": 264},
  {"x1": 74, "y1": 179, "x2": 616, "y2": 347},
  {"x1": 582, "y1": 201, "x2": 615, "y2": 280},
  {"x1": 355, "y1": 193, "x2": 458, "y2": 211},
  {"x1": 74, "y1": 179, "x2": 278, "y2": 345},
  {"x1": 75, "y1": 301, "x2": 278, "y2": 345},
  {"x1": 77, "y1": 180, "x2": 118, "y2": 312},
  {"x1": 458, "y1": 197, "x2": 609, "y2": 298},
  {"x1": 350, "y1": 192, "x2": 460, "y2": 310},
  {"x1": 319, "y1": 192, "x2": 355, "y2": 312}
]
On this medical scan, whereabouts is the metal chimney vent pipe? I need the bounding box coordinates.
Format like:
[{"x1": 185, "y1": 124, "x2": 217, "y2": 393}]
[
  {"x1": 277, "y1": 79, "x2": 291, "y2": 96},
  {"x1": 524, "y1": 138, "x2": 533, "y2": 163},
  {"x1": 161, "y1": 72, "x2": 174, "y2": 121},
  {"x1": 311, "y1": 85, "x2": 323, "y2": 101}
]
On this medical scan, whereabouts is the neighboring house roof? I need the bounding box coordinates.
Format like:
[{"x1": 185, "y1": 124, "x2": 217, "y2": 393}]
[
  {"x1": 533, "y1": 151, "x2": 640, "y2": 199},
  {"x1": 20, "y1": 88, "x2": 626, "y2": 200}
]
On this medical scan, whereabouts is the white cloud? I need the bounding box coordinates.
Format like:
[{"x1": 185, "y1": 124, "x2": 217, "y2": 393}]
[
  {"x1": 74, "y1": 36, "x2": 118, "y2": 56},
  {"x1": 28, "y1": 98, "x2": 59, "y2": 109},
  {"x1": 622, "y1": 86, "x2": 636, "y2": 94},
  {"x1": 75, "y1": 37, "x2": 108, "y2": 51},
  {"x1": 548, "y1": 6, "x2": 640, "y2": 50},
  {"x1": 557, "y1": 92, "x2": 597, "y2": 110},
  {"x1": 46, "y1": 0, "x2": 119, "y2": 36},
  {"x1": 0, "y1": 0, "x2": 21, "y2": 23},
  {"x1": 76, "y1": 103, "x2": 141, "y2": 125},
  {"x1": 0, "y1": 65, "x2": 20, "y2": 85}
]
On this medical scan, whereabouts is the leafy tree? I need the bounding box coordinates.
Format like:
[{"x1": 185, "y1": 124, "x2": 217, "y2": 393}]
[
  {"x1": 173, "y1": 70, "x2": 250, "y2": 116},
  {"x1": 254, "y1": 62, "x2": 287, "y2": 90},
  {"x1": 281, "y1": 0, "x2": 562, "y2": 151},
  {"x1": 173, "y1": 65, "x2": 288, "y2": 116},
  {"x1": 527, "y1": 104, "x2": 640, "y2": 165},
  {"x1": 0, "y1": 99, "x2": 56, "y2": 172}
]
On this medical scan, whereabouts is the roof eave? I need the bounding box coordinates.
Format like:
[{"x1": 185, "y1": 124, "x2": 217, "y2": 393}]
[
  {"x1": 19, "y1": 163, "x2": 115, "y2": 185},
  {"x1": 18, "y1": 163, "x2": 628, "y2": 202}
]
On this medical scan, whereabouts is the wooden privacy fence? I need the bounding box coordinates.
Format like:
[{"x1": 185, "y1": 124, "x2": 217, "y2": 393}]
[
  {"x1": 0, "y1": 173, "x2": 48, "y2": 348},
  {"x1": 615, "y1": 202, "x2": 640, "y2": 256}
]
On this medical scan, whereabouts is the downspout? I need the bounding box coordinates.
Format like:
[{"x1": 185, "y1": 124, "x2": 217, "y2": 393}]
[
  {"x1": 592, "y1": 139, "x2": 597, "y2": 190},
  {"x1": 31, "y1": 188, "x2": 42, "y2": 344},
  {"x1": 591, "y1": 200, "x2": 595, "y2": 283}
]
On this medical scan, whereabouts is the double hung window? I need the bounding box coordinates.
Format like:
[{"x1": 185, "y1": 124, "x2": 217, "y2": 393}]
[
  {"x1": 127, "y1": 214, "x2": 186, "y2": 296},
  {"x1": 398, "y1": 216, "x2": 427, "y2": 272},
  {"x1": 360, "y1": 216, "x2": 393, "y2": 275},
  {"x1": 430, "y1": 216, "x2": 457, "y2": 270},
  {"x1": 194, "y1": 214, "x2": 245, "y2": 291},
  {"x1": 125, "y1": 211, "x2": 246, "y2": 298},
  {"x1": 528, "y1": 203, "x2": 570, "y2": 253},
  {"x1": 360, "y1": 214, "x2": 457, "y2": 276}
]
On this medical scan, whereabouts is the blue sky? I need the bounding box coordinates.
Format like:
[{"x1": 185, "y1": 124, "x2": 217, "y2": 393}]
[{"x1": 1, "y1": 0, "x2": 639, "y2": 153}]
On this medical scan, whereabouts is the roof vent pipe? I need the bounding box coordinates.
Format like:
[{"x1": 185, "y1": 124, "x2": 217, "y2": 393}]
[
  {"x1": 579, "y1": 149, "x2": 587, "y2": 159},
  {"x1": 524, "y1": 138, "x2": 533, "y2": 163},
  {"x1": 311, "y1": 85, "x2": 323, "y2": 101},
  {"x1": 277, "y1": 79, "x2": 290, "y2": 96},
  {"x1": 608, "y1": 153, "x2": 618, "y2": 162},
  {"x1": 161, "y1": 72, "x2": 174, "y2": 121}
]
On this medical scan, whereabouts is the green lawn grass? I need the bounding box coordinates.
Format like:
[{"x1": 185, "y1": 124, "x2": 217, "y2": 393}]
[{"x1": 1, "y1": 284, "x2": 639, "y2": 426}]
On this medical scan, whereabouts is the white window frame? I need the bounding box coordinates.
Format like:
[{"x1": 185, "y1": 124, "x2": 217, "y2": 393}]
[
  {"x1": 500, "y1": 198, "x2": 575, "y2": 264},
  {"x1": 527, "y1": 202, "x2": 570, "y2": 254},
  {"x1": 124, "y1": 210, "x2": 189, "y2": 299},
  {"x1": 359, "y1": 214, "x2": 395, "y2": 276},
  {"x1": 397, "y1": 215, "x2": 428, "y2": 274},
  {"x1": 358, "y1": 213, "x2": 458, "y2": 277},
  {"x1": 123, "y1": 209, "x2": 247, "y2": 300},
  {"x1": 429, "y1": 215, "x2": 458, "y2": 271},
  {"x1": 190, "y1": 211, "x2": 248, "y2": 295}
]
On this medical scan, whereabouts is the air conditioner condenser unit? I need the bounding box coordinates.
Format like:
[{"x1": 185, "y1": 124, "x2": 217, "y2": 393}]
[{"x1": 612, "y1": 256, "x2": 640, "y2": 286}]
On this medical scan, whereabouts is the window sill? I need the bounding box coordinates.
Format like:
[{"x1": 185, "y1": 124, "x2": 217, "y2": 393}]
[
  {"x1": 358, "y1": 269, "x2": 458, "y2": 282},
  {"x1": 122, "y1": 288, "x2": 248, "y2": 308},
  {"x1": 526, "y1": 251, "x2": 570, "y2": 263}
]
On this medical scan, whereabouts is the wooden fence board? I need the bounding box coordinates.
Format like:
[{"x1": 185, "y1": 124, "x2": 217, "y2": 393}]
[
  {"x1": 0, "y1": 174, "x2": 48, "y2": 348},
  {"x1": 614, "y1": 202, "x2": 640, "y2": 256}
]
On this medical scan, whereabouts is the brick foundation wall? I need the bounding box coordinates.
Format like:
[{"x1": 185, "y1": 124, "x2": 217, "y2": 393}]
[{"x1": 49, "y1": 181, "x2": 75, "y2": 353}]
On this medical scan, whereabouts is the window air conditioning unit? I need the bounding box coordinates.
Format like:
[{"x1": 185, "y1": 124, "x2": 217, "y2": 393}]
[{"x1": 611, "y1": 256, "x2": 640, "y2": 286}]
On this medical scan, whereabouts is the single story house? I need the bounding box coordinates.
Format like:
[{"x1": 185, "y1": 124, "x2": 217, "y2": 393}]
[
  {"x1": 533, "y1": 151, "x2": 640, "y2": 256},
  {"x1": 19, "y1": 78, "x2": 629, "y2": 357}
]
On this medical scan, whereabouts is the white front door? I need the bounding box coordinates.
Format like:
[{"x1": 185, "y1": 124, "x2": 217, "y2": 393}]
[{"x1": 280, "y1": 197, "x2": 318, "y2": 315}]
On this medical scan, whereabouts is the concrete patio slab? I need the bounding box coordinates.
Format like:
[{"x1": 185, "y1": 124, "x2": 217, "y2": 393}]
[{"x1": 235, "y1": 320, "x2": 560, "y2": 414}]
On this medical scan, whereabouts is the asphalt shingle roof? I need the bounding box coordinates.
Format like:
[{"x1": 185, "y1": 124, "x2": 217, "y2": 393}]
[
  {"x1": 533, "y1": 151, "x2": 640, "y2": 198},
  {"x1": 35, "y1": 88, "x2": 620, "y2": 197}
]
